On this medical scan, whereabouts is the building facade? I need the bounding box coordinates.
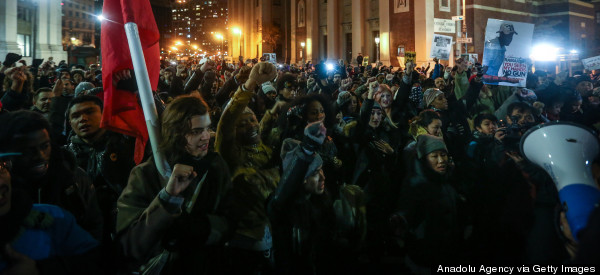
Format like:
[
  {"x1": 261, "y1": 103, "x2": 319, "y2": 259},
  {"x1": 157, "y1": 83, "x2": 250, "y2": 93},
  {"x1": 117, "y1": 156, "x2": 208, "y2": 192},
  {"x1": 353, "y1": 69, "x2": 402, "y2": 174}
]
[
  {"x1": 168, "y1": 0, "x2": 228, "y2": 57},
  {"x1": 0, "y1": 0, "x2": 66, "y2": 64},
  {"x1": 227, "y1": 0, "x2": 288, "y2": 62},
  {"x1": 62, "y1": 0, "x2": 96, "y2": 47},
  {"x1": 283, "y1": 0, "x2": 598, "y2": 68}
]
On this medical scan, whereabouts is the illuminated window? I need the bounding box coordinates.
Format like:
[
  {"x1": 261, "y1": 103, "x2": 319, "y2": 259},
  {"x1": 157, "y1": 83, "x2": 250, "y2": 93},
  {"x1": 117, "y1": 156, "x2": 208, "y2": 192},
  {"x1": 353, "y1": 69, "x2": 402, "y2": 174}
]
[{"x1": 16, "y1": 34, "x2": 31, "y2": 56}]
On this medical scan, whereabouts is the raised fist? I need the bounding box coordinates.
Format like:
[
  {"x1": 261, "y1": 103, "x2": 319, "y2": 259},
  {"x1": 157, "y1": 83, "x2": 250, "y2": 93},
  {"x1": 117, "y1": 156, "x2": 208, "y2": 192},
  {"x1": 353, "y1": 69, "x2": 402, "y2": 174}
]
[{"x1": 245, "y1": 62, "x2": 277, "y2": 90}]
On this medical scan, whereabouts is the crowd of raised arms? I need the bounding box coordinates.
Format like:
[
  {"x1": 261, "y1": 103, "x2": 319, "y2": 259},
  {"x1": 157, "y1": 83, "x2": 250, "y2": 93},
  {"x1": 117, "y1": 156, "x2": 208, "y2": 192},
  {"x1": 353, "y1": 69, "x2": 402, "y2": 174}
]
[{"x1": 0, "y1": 51, "x2": 599, "y2": 275}]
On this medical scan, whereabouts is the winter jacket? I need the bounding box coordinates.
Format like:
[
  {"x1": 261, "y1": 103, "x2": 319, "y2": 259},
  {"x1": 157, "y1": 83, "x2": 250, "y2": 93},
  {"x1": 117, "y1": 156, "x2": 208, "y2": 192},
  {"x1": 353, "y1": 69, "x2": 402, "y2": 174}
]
[
  {"x1": 267, "y1": 142, "x2": 337, "y2": 274},
  {"x1": 12, "y1": 147, "x2": 103, "y2": 240},
  {"x1": 66, "y1": 131, "x2": 138, "y2": 242},
  {"x1": 116, "y1": 154, "x2": 232, "y2": 274},
  {"x1": 396, "y1": 158, "x2": 465, "y2": 266},
  {"x1": 0, "y1": 88, "x2": 30, "y2": 111},
  {"x1": 215, "y1": 86, "x2": 281, "y2": 247}
]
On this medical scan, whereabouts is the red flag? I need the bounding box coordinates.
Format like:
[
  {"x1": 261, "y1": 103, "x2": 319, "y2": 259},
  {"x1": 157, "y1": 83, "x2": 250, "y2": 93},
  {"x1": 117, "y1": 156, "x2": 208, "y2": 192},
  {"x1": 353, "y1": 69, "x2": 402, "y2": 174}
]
[{"x1": 100, "y1": 0, "x2": 160, "y2": 164}]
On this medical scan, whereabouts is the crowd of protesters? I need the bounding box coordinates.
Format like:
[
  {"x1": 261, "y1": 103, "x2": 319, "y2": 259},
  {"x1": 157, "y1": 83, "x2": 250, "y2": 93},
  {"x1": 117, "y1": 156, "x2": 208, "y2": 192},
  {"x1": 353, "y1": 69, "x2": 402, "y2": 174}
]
[{"x1": 1, "y1": 49, "x2": 600, "y2": 275}]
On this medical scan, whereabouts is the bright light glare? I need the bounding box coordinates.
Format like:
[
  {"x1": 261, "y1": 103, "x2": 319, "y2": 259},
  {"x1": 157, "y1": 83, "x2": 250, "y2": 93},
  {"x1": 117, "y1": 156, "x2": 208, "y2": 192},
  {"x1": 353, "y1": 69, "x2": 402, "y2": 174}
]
[
  {"x1": 175, "y1": 41, "x2": 182, "y2": 45},
  {"x1": 530, "y1": 44, "x2": 559, "y2": 61},
  {"x1": 570, "y1": 49, "x2": 578, "y2": 54},
  {"x1": 171, "y1": 62, "x2": 176, "y2": 65},
  {"x1": 232, "y1": 28, "x2": 241, "y2": 35},
  {"x1": 97, "y1": 14, "x2": 105, "y2": 21},
  {"x1": 71, "y1": 37, "x2": 76, "y2": 41},
  {"x1": 171, "y1": 46, "x2": 178, "y2": 51},
  {"x1": 300, "y1": 42, "x2": 306, "y2": 47},
  {"x1": 326, "y1": 63, "x2": 334, "y2": 71},
  {"x1": 375, "y1": 37, "x2": 380, "y2": 44}
]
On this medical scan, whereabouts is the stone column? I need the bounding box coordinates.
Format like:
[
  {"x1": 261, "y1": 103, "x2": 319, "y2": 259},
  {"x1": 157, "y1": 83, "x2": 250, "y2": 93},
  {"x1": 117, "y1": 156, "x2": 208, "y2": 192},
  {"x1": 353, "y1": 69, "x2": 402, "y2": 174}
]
[
  {"x1": 306, "y1": 0, "x2": 319, "y2": 64},
  {"x1": 290, "y1": 0, "x2": 297, "y2": 64},
  {"x1": 378, "y1": 0, "x2": 390, "y2": 65},
  {"x1": 0, "y1": 0, "x2": 21, "y2": 59},
  {"x1": 326, "y1": 0, "x2": 339, "y2": 61},
  {"x1": 242, "y1": 0, "x2": 254, "y2": 61},
  {"x1": 35, "y1": 0, "x2": 65, "y2": 61},
  {"x1": 414, "y1": 0, "x2": 434, "y2": 66},
  {"x1": 351, "y1": 0, "x2": 365, "y2": 65}
]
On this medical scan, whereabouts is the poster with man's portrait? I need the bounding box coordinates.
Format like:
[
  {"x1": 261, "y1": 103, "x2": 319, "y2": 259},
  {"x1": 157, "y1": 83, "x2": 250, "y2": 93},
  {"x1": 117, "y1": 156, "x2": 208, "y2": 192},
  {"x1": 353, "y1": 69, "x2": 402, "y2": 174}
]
[
  {"x1": 481, "y1": 19, "x2": 534, "y2": 87},
  {"x1": 430, "y1": 34, "x2": 452, "y2": 60}
]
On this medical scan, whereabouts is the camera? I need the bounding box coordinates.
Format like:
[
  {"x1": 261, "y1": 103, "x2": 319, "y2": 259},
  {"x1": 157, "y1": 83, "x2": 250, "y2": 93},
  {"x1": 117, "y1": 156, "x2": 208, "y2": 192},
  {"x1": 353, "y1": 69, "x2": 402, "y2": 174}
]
[{"x1": 498, "y1": 116, "x2": 534, "y2": 152}]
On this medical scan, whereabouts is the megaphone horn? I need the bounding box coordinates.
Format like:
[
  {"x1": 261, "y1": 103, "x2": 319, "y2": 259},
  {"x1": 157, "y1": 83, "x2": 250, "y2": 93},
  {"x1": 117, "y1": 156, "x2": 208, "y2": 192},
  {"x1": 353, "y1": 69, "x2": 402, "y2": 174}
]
[{"x1": 521, "y1": 122, "x2": 600, "y2": 241}]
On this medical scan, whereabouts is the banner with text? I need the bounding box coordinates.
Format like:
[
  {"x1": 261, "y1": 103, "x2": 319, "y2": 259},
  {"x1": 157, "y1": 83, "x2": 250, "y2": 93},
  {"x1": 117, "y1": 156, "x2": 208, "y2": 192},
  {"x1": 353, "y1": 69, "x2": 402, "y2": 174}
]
[
  {"x1": 430, "y1": 34, "x2": 453, "y2": 60},
  {"x1": 434, "y1": 18, "x2": 456, "y2": 33},
  {"x1": 481, "y1": 19, "x2": 534, "y2": 87},
  {"x1": 581, "y1": 55, "x2": 600, "y2": 71}
]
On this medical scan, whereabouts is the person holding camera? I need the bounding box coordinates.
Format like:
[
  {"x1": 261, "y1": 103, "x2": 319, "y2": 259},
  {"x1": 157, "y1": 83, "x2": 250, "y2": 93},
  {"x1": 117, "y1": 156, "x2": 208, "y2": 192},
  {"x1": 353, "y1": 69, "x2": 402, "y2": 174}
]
[{"x1": 470, "y1": 101, "x2": 568, "y2": 264}]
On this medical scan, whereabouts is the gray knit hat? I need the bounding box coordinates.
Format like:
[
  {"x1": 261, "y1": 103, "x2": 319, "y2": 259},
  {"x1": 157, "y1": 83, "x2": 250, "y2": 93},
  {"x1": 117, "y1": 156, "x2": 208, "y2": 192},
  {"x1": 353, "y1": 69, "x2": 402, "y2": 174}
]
[
  {"x1": 75, "y1": 82, "x2": 95, "y2": 97},
  {"x1": 416, "y1": 135, "x2": 447, "y2": 159},
  {"x1": 280, "y1": 138, "x2": 323, "y2": 179}
]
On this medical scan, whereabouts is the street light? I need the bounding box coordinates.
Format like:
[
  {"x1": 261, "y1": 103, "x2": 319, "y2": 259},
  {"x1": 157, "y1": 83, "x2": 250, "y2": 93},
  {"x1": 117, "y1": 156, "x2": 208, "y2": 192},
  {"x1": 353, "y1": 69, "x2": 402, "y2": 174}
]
[
  {"x1": 374, "y1": 37, "x2": 380, "y2": 63},
  {"x1": 215, "y1": 33, "x2": 224, "y2": 58},
  {"x1": 300, "y1": 42, "x2": 305, "y2": 64},
  {"x1": 233, "y1": 27, "x2": 242, "y2": 58}
]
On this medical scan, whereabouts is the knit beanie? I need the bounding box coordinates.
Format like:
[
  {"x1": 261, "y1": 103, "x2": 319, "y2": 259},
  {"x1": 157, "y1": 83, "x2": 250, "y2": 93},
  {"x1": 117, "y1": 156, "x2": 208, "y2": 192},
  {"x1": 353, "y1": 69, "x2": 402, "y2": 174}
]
[
  {"x1": 423, "y1": 88, "x2": 444, "y2": 108},
  {"x1": 416, "y1": 135, "x2": 447, "y2": 159},
  {"x1": 280, "y1": 138, "x2": 323, "y2": 179},
  {"x1": 75, "y1": 82, "x2": 95, "y2": 97}
]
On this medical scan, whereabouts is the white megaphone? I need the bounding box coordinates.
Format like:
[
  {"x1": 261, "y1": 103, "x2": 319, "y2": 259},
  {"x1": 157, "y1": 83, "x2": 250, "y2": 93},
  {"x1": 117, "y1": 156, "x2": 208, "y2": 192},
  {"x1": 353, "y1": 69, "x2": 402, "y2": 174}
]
[{"x1": 521, "y1": 122, "x2": 600, "y2": 240}]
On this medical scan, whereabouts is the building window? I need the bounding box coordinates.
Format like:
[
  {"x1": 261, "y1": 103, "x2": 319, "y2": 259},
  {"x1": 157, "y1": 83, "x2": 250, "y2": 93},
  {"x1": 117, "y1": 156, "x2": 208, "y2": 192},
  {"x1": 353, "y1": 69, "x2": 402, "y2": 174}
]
[
  {"x1": 580, "y1": 22, "x2": 585, "y2": 28},
  {"x1": 439, "y1": 0, "x2": 450, "y2": 12},
  {"x1": 597, "y1": 12, "x2": 600, "y2": 24},
  {"x1": 298, "y1": 0, "x2": 305, "y2": 27},
  {"x1": 17, "y1": 34, "x2": 31, "y2": 57},
  {"x1": 17, "y1": 7, "x2": 31, "y2": 21},
  {"x1": 69, "y1": 21, "x2": 73, "y2": 28}
]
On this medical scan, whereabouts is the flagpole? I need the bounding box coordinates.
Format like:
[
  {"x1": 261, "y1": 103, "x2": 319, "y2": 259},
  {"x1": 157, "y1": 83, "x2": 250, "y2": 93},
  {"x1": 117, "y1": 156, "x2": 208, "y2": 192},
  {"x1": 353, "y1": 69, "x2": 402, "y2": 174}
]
[{"x1": 124, "y1": 22, "x2": 171, "y2": 180}]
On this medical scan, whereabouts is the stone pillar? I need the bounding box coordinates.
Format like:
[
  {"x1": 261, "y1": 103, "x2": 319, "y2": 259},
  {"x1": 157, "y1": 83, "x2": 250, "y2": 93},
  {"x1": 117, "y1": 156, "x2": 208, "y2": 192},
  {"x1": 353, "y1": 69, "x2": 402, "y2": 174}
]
[
  {"x1": 0, "y1": 0, "x2": 21, "y2": 59},
  {"x1": 244, "y1": 0, "x2": 251, "y2": 59},
  {"x1": 36, "y1": 0, "x2": 66, "y2": 62},
  {"x1": 351, "y1": 0, "x2": 365, "y2": 65},
  {"x1": 378, "y1": 0, "x2": 390, "y2": 66},
  {"x1": 414, "y1": 0, "x2": 434, "y2": 66},
  {"x1": 306, "y1": 0, "x2": 319, "y2": 64},
  {"x1": 290, "y1": 0, "x2": 297, "y2": 64},
  {"x1": 326, "y1": 0, "x2": 339, "y2": 61}
]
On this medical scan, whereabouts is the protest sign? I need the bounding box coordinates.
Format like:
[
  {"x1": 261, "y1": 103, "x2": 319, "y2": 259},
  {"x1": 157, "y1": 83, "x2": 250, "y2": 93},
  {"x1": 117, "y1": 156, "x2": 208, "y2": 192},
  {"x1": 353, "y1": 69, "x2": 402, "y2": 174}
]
[
  {"x1": 434, "y1": 19, "x2": 455, "y2": 33},
  {"x1": 581, "y1": 55, "x2": 600, "y2": 71},
  {"x1": 430, "y1": 34, "x2": 453, "y2": 60},
  {"x1": 405, "y1": 51, "x2": 416, "y2": 64},
  {"x1": 481, "y1": 19, "x2": 534, "y2": 87}
]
